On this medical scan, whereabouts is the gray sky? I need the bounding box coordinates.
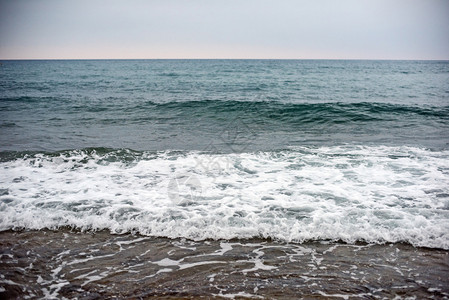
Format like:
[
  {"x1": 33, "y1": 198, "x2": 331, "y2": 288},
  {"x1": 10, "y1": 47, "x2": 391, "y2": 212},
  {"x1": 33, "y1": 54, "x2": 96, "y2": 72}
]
[{"x1": 0, "y1": 0, "x2": 448, "y2": 59}]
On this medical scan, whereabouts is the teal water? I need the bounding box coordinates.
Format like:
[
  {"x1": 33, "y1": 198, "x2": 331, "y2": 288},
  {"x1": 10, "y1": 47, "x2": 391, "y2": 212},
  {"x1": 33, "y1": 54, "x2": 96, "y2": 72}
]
[{"x1": 1, "y1": 60, "x2": 448, "y2": 152}]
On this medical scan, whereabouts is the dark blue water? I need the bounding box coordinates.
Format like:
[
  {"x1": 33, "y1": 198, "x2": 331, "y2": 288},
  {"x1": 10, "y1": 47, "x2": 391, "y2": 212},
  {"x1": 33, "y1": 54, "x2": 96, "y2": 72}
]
[{"x1": 1, "y1": 59, "x2": 448, "y2": 152}]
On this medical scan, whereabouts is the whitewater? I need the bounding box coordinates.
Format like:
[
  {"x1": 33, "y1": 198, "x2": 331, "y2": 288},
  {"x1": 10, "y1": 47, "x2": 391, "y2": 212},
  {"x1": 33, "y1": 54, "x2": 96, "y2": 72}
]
[{"x1": 1, "y1": 145, "x2": 448, "y2": 249}]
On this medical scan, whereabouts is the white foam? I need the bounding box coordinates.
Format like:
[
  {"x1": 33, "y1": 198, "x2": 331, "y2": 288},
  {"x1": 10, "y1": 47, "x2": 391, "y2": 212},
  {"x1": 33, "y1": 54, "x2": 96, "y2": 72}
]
[
  {"x1": 153, "y1": 258, "x2": 182, "y2": 267},
  {"x1": 210, "y1": 242, "x2": 233, "y2": 256},
  {"x1": 241, "y1": 247, "x2": 277, "y2": 274},
  {"x1": 318, "y1": 291, "x2": 349, "y2": 299},
  {"x1": 179, "y1": 260, "x2": 226, "y2": 270},
  {"x1": 1, "y1": 146, "x2": 448, "y2": 249},
  {"x1": 214, "y1": 291, "x2": 264, "y2": 299}
]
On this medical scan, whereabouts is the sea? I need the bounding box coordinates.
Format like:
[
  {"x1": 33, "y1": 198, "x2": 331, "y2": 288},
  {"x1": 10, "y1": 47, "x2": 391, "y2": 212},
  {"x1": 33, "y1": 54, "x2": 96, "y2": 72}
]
[{"x1": 0, "y1": 59, "x2": 448, "y2": 298}]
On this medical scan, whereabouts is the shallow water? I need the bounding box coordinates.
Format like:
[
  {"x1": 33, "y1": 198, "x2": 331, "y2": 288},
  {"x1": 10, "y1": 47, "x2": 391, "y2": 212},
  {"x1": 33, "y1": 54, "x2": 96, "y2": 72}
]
[{"x1": 0, "y1": 230, "x2": 448, "y2": 299}]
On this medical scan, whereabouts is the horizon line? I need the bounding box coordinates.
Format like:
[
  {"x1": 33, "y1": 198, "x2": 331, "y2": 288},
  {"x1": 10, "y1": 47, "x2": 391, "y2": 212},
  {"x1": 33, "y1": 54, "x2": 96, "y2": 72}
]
[{"x1": 1, "y1": 58, "x2": 449, "y2": 61}]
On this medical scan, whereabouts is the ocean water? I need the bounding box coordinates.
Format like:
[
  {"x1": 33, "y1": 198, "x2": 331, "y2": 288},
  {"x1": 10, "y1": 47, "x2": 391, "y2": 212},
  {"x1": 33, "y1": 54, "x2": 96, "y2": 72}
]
[{"x1": 1, "y1": 59, "x2": 449, "y2": 298}]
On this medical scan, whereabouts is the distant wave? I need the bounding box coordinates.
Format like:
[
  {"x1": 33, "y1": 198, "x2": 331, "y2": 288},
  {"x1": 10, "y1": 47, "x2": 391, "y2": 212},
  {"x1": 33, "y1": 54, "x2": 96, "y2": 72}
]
[
  {"x1": 146, "y1": 99, "x2": 449, "y2": 117},
  {"x1": 112, "y1": 100, "x2": 449, "y2": 129},
  {"x1": 2, "y1": 96, "x2": 448, "y2": 123}
]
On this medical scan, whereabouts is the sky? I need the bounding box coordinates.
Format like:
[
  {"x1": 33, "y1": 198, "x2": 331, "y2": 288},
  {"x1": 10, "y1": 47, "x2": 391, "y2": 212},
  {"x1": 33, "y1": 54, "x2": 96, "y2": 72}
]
[{"x1": 0, "y1": 0, "x2": 448, "y2": 60}]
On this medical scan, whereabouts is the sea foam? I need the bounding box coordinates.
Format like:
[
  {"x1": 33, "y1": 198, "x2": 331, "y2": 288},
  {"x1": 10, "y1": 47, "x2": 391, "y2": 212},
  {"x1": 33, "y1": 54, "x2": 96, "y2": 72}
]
[{"x1": 0, "y1": 145, "x2": 448, "y2": 249}]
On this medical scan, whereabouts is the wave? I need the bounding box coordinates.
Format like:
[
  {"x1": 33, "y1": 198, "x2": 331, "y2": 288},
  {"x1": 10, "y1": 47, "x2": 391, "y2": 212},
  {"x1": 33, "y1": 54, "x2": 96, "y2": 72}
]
[
  {"x1": 143, "y1": 100, "x2": 449, "y2": 121},
  {"x1": 3, "y1": 96, "x2": 448, "y2": 120},
  {"x1": 1, "y1": 145, "x2": 448, "y2": 249}
]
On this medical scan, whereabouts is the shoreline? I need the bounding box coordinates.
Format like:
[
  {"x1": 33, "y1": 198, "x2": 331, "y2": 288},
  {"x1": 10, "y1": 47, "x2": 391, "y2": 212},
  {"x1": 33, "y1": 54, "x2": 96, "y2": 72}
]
[
  {"x1": 1, "y1": 229, "x2": 448, "y2": 298},
  {"x1": 2, "y1": 227, "x2": 448, "y2": 251}
]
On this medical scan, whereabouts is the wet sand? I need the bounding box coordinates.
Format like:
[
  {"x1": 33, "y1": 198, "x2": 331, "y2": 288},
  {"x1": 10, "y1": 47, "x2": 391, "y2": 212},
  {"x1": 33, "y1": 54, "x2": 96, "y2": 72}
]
[{"x1": 0, "y1": 229, "x2": 448, "y2": 299}]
